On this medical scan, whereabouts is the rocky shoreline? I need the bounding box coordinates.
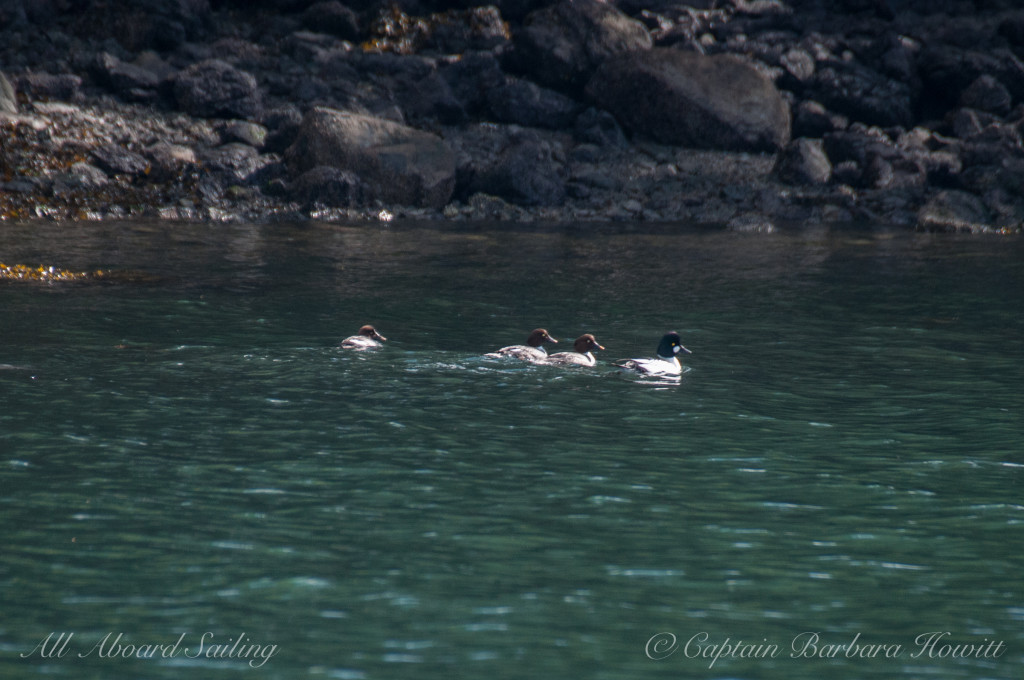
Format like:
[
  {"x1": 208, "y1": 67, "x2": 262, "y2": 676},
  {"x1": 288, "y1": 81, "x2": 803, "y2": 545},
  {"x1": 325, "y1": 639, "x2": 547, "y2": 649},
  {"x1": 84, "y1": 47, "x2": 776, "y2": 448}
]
[{"x1": 1, "y1": 0, "x2": 1023, "y2": 233}]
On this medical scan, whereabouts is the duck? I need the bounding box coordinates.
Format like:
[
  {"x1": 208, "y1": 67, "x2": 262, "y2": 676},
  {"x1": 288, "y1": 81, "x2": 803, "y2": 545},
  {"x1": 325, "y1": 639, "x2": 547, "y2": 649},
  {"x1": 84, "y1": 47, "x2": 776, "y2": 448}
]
[
  {"x1": 485, "y1": 328, "x2": 558, "y2": 362},
  {"x1": 341, "y1": 324, "x2": 387, "y2": 350},
  {"x1": 615, "y1": 332, "x2": 691, "y2": 377},
  {"x1": 543, "y1": 334, "x2": 605, "y2": 367}
]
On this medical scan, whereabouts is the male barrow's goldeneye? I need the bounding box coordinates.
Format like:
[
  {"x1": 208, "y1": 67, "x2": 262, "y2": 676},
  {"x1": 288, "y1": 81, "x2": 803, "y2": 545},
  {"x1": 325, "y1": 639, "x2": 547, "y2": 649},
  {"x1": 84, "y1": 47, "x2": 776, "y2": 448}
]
[
  {"x1": 543, "y1": 334, "x2": 605, "y2": 367},
  {"x1": 341, "y1": 324, "x2": 387, "y2": 349},
  {"x1": 485, "y1": 328, "x2": 558, "y2": 362},
  {"x1": 615, "y1": 332, "x2": 691, "y2": 377}
]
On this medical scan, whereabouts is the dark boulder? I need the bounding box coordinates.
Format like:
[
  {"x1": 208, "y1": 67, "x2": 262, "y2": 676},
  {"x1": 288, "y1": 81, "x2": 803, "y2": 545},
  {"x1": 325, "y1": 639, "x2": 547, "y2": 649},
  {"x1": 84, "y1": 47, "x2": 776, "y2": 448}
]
[
  {"x1": 513, "y1": 0, "x2": 652, "y2": 95},
  {"x1": 586, "y1": 48, "x2": 791, "y2": 152},
  {"x1": 261, "y1": 105, "x2": 304, "y2": 154},
  {"x1": 52, "y1": 162, "x2": 108, "y2": 194},
  {"x1": 199, "y1": 143, "x2": 275, "y2": 186},
  {"x1": 217, "y1": 120, "x2": 268, "y2": 149},
  {"x1": 301, "y1": 1, "x2": 360, "y2": 42},
  {"x1": 288, "y1": 165, "x2": 366, "y2": 208},
  {"x1": 396, "y1": 71, "x2": 467, "y2": 125},
  {"x1": 59, "y1": 0, "x2": 211, "y2": 52},
  {"x1": 918, "y1": 46, "x2": 1024, "y2": 117},
  {"x1": 917, "y1": 189, "x2": 992, "y2": 233},
  {"x1": 0, "y1": 71, "x2": 17, "y2": 113},
  {"x1": 824, "y1": 123, "x2": 961, "y2": 189},
  {"x1": 424, "y1": 6, "x2": 511, "y2": 54},
  {"x1": 16, "y1": 72, "x2": 82, "y2": 102},
  {"x1": 774, "y1": 138, "x2": 832, "y2": 185},
  {"x1": 808, "y1": 61, "x2": 914, "y2": 128},
  {"x1": 823, "y1": 124, "x2": 900, "y2": 168},
  {"x1": 90, "y1": 144, "x2": 150, "y2": 178},
  {"x1": 285, "y1": 107, "x2": 456, "y2": 208},
  {"x1": 472, "y1": 138, "x2": 566, "y2": 206},
  {"x1": 574, "y1": 107, "x2": 629, "y2": 148},
  {"x1": 143, "y1": 142, "x2": 198, "y2": 183},
  {"x1": 452, "y1": 126, "x2": 566, "y2": 206},
  {"x1": 485, "y1": 76, "x2": 581, "y2": 130},
  {"x1": 948, "y1": 107, "x2": 1000, "y2": 140},
  {"x1": 440, "y1": 51, "x2": 505, "y2": 117},
  {"x1": 93, "y1": 53, "x2": 160, "y2": 102},
  {"x1": 173, "y1": 59, "x2": 262, "y2": 120},
  {"x1": 959, "y1": 75, "x2": 1012, "y2": 116},
  {"x1": 792, "y1": 100, "x2": 848, "y2": 138}
]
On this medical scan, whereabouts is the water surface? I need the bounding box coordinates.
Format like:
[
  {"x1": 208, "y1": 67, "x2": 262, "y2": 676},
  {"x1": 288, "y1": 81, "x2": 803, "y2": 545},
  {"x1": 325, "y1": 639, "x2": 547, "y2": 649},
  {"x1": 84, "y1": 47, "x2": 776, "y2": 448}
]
[{"x1": 1, "y1": 220, "x2": 1022, "y2": 679}]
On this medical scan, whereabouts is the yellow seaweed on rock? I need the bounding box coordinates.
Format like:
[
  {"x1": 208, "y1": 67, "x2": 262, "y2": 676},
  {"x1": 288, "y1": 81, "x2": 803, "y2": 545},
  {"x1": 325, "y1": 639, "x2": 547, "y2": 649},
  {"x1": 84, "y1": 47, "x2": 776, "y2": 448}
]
[
  {"x1": 361, "y1": 6, "x2": 509, "y2": 55},
  {"x1": 0, "y1": 263, "x2": 102, "y2": 282},
  {"x1": 362, "y1": 6, "x2": 430, "y2": 54}
]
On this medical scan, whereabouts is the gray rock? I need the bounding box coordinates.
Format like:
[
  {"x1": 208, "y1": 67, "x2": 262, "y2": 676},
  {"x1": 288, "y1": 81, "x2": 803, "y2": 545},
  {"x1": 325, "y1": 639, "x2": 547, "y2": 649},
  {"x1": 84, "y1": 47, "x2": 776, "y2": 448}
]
[
  {"x1": 727, "y1": 213, "x2": 776, "y2": 233},
  {"x1": 289, "y1": 165, "x2": 366, "y2": 208},
  {"x1": 959, "y1": 75, "x2": 1012, "y2": 116},
  {"x1": 17, "y1": 72, "x2": 82, "y2": 102},
  {"x1": 53, "y1": 162, "x2": 109, "y2": 193},
  {"x1": 792, "y1": 100, "x2": 848, "y2": 138},
  {"x1": 570, "y1": 166, "x2": 622, "y2": 191},
  {"x1": 94, "y1": 53, "x2": 160, "y2": 100},
  {"x1": 67, "y1": 0, "x2": 211, "y2": 51},
  {"x1": 821, "y1": 123, "x2": 940, "y2": 189},
  {"x1": 774, "y1": 138, "x2": 832, "y2": 185},
  {"x1": 452, "y1": 125, "x2": 566, "y2": 206},
  {"x1": 894, "y1": 128, "x2": 962, "y2": 184},
  {"x1": 514, "y1": 0, "x2": 652, "y2": 94},
  {"x1": 574, "y1": 107, "x2": 628, "y2": 148},
  {"x1": 486, "y1": 77, "x2": 581, "y2": 130},
  {"x1": 917, "y1": 190, "x2": 992, "y2": 233},
  {"x1": 918, "y1": 45, "x2": 1024, "y2": 117},
  {"x1": 285, "y1": 107, "x2": 456, "y2": 209},
  {"x1": 780, "y1": 48, "x2": 815, "y2": 82},
  {"x1": 144, "y1": 142, "x2": 197, "y2": 182},
  {"x1": 587, "y1": 49, "x2": 791, "y2": 152},
  {"x1": 472, "y1": 138, "x2": 566, "y2": 206},
  {"x1": 823, "y1": 124, "x2": 897, "y2": 168},
  {"x1": 831, "y1": 160, "x2": 862, "y2": 187},
  {"x1": 218, "y1": 120, "x2": 268, "y2": 149},
  {"x1": 199, "y1": 143, "x2": 273, "y2": 186},
  {"x1": 809, "y1": 62, "x2": 914, "y2": 128},
  {"x1": 396, "y1": 71, "x2": 467, "y2": 125},
  {"x1": 440, "y1": 51, "x2": 505, "y2": 117},
  {"x1": 301, "y1": 1, "x2": 360, "y2": 42},
  {"x1": 90, "y1": 144, "x2": 150, "y2": 177},
  {"x1": 949, "y1": 107, "x2": 999, "y2": 140},
  {"x1": 999, "y1": 14, "x2": 1024, "y2": 46},
  {"x1": 425, "y1": 6, "x2": 510, "y2": 54},
  {"x1": 0, "y1": 71, "x2": 16, "y2": 113},
  {"x1": 174, "y1": 59, "x2": 262, "y2": 120}
]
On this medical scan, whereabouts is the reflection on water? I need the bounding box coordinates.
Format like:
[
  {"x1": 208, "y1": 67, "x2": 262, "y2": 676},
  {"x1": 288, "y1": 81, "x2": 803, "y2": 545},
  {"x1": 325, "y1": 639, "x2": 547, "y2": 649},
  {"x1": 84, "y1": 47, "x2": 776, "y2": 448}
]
[{"x1": 1, "y1": 220, "x2": 1022, "y2": 680}]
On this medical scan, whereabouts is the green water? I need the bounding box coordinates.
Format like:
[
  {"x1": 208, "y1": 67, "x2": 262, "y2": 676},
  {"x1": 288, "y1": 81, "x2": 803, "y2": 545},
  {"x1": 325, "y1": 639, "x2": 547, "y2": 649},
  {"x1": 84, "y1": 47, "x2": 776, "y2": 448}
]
[{"x1": 1, "y1": 221, "x2": 1022, "y2": 680}]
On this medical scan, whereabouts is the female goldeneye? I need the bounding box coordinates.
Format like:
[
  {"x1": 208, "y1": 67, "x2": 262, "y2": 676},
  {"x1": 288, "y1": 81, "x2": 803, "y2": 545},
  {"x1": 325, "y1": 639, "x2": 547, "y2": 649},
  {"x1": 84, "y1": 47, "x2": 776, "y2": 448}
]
[
  {"x1": 615, "y1": 332, "x2": 691, "y2": 377},
  {"x1": 485, "y1": 328, "x2": 558, "y2": 362},
  {"x1": 341, "y1": 324, "x2": 387, "y2": 350},
  {"x1": 543, "y1": 334, "x2": 605, "y2": 367}
]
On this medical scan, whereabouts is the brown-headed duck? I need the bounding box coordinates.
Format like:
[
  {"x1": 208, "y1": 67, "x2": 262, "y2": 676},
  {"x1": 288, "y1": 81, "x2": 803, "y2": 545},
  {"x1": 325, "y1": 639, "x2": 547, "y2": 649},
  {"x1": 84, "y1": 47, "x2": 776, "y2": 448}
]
[
  {"x1": 341, "y1": 325, "x2": 387, "y2": 350},
  {"x1": 543, "y1": 334, "x2": 604, "y2": 367},
  {"x1": 485, "y1": 328, "x2": 558, "y2": 362}
]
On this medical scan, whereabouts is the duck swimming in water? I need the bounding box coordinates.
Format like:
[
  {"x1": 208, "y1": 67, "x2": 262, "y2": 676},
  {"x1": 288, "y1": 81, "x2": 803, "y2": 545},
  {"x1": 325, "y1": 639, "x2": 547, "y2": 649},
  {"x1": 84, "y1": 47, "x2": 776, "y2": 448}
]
[
  {"x1": 542, "y1": 334, "x2": 605, "y2": 367},
  {"x1": 615, "y1": 332, "x2": 691, "y2": 377},
  {"x1": 341, "y1": 324, "x2": 387, "y2": 350},
  {"x1": 485, "y1": 328, "x2": 558, "y2": 362}
]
